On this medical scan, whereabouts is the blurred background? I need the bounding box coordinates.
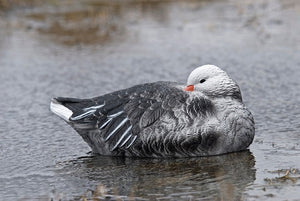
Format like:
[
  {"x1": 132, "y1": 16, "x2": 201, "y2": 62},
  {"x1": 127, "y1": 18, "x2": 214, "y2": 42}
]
[{"x1": 0, "y1": 0, "x2": 299, "y2": 200}]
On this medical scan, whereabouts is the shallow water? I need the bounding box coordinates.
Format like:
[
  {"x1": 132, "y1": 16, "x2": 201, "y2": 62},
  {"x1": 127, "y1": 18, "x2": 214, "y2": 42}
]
[{"x1": 0, "y1": 0, "x2": 299, "y2": 200}]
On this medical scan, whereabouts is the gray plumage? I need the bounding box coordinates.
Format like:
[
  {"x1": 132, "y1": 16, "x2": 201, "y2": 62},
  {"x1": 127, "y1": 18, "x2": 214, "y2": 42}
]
[{"x1": 50, "y1": 65, "x2": 255, "y2": 157}]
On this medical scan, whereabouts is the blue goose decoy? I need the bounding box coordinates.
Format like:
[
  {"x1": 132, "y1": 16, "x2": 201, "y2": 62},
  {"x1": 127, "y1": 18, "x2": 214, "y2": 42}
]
[{"x1": 50, "y1": 65, "x2": 255, "y2": 157}]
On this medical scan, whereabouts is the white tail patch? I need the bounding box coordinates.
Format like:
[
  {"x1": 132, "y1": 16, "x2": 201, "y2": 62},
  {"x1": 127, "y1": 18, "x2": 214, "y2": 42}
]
[{"x1": 50, "y1": 99, "x2": 73, "y2": 122}]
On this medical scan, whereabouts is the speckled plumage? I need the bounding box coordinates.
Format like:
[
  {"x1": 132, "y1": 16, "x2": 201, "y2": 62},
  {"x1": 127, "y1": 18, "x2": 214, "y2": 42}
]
[{"x1": 50, "y1": 65, "x2": 255, "y2": 157}]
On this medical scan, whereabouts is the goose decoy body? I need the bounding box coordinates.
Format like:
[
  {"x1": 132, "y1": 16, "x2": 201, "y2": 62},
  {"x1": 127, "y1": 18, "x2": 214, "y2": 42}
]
[{"x1": 50, "y1": 65, "x2": 255, "y2": 157}]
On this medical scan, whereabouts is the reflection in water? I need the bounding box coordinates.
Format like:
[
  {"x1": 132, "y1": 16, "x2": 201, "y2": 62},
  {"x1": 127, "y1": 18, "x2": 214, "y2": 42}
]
[
  {"x1": 21, "y1": 0, "x2": 293, "y2": 46},
  {"x1": 56, "y1": 151, "x2": 255, "y2": 200},
  {"x1": 25, "y1": 0, "x2": 174, "y2": 45}
]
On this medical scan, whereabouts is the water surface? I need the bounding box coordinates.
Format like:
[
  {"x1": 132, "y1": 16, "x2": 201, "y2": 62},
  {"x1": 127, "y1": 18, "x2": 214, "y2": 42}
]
[{"x1": 0, "y1": 0, "x2": 299, "y2": 200}]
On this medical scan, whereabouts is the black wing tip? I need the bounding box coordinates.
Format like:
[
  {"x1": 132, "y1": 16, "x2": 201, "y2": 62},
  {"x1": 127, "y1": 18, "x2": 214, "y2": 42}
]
[{"x1": 52, "y1": 97, "x2": 84, "y2": 104}]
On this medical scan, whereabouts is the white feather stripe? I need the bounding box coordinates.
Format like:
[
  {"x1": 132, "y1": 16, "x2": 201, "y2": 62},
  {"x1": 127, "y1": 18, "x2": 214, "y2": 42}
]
[
  {"x1": 105, "y1": 118, "x2": 128, "y2": 141},
  {"x1": 99, "y1": 111, "x2": 125, "y2": 129},
  {"x1": 111, "y1": 125, "x2": 133, "y2": 151},
  {"x1": 107, "y1": 111, "x2": 124, "y2": 118},
  {"x1": 126, "y1": 135, "x2": 137, "y2": 148},
  {"x1": 120, "y1": 135, "x2": 132, "y2": 147},
  {"x1": 83, "y1": 103, "x2": 105, "y2": 111},
  {"x1": 99, "y1": 118, "x2": 112, "y2": 129},
  {"x1": 70, "y1": 109, "x2": 96, "y2": 120}
]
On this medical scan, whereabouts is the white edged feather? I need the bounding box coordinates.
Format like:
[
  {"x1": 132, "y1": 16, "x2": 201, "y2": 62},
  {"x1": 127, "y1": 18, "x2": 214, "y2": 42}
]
[{"x1": 50, "y1": 99, "x2": 73, "y2": 122}]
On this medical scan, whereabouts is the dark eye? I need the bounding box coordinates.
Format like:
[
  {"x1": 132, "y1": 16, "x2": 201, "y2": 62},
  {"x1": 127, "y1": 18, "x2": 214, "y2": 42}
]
[{"x1": 199, "y1": 79, "x2": 206, "y2": 83}]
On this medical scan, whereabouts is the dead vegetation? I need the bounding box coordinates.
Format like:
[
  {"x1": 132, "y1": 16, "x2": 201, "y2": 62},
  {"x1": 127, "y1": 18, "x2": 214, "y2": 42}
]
[
  {"x1": 264, "y1": 169, "x2": 299, "y2": 185},
  {"x1": 0, "y1": 0, "x2": 43, "y2": 11}
]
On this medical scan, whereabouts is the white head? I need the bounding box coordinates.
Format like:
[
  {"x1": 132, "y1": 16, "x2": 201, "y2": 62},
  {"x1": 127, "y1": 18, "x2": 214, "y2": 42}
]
[{"x1": 185, "y1": 65, "x2": 242, "y2": 100}]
